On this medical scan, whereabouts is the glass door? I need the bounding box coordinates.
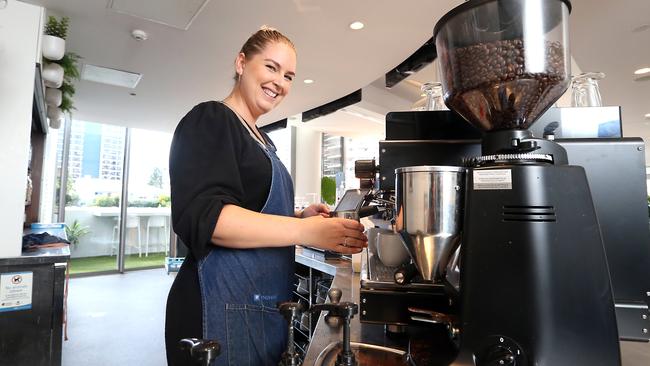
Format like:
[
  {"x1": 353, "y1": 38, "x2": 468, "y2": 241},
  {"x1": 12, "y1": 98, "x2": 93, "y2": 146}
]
[
  {"x1": 124, "y1": 129, "x2": 172, "y2": 270},
  {"x1": 61, "y1": 120, "x2": 126, "y2": 275}
]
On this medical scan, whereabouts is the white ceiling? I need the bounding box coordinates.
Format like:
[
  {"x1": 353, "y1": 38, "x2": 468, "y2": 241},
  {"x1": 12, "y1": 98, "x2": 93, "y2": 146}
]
[
  {"x1": 569, "y1": 0, "x2": 650, "y2": 140},
  {"x1": 23, "y1": 0, "x2": 459, "y2": 130},
  {"x1": 21, "y1": 0, "x2": 650, "y2": 158}
]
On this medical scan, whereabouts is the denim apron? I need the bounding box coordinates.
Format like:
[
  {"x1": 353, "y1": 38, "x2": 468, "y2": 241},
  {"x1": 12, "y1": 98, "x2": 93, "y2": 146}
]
[{"x1": 197, "y1": 139, "x2": 295, "y2": 366}]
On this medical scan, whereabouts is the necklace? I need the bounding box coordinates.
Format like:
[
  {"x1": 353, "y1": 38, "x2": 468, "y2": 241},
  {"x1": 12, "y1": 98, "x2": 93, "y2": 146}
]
[{"x1": 220, "y1": 101, "x2": 267, "y2": 146}]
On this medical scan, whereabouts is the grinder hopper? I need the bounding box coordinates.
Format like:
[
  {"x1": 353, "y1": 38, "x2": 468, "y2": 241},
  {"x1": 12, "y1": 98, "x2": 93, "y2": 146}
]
[{"x1": 434, "y1": 0, "x2": 572, "y2": 134}]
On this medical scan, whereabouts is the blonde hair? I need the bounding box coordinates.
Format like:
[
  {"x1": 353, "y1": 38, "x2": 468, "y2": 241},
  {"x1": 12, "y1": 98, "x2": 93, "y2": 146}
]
[{"x1": 234, "y1": 26, "x2": 296, "y2": 81}]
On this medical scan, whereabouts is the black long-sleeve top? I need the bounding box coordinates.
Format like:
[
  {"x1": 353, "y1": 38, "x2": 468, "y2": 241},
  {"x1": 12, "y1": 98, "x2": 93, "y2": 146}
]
[{"x1": 165, "y1": 101, "x2": 274, "y2": 365}]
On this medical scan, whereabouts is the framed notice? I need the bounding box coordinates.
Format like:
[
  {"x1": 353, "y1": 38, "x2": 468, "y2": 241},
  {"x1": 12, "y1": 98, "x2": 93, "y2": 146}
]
[{"x1": 0, "y1": 272, "x2": 33, "y2": 312}]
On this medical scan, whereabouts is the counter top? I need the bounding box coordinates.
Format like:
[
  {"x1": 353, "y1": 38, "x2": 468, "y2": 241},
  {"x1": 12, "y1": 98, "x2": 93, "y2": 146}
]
[
  {"x1": 0, "y1": 246, "x2": 70, "y2": 266},
  {"x1": 0, "y1": 224, "x2": 72, "y2": 266},
  {"x1": 296, "y1": 247, "x2": 650, "y2": 366},
  {"x1": 295, "y1": 247, "x2": 338, "y2": 277}
]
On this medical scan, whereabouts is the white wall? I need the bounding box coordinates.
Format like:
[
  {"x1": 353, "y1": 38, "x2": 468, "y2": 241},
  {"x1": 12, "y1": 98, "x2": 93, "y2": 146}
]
[
  {"x1": 555, "y1": 56, "x2": 584, "y2": 107},
  {"x1": 360, "y1": 83, "x2": 412, "y2": 116},
  {"x1": 293, "y1": 126, "x2": 322, "y2": 204},
  {"x1": 0, "y1": 1, "x2": 44, "y2": 257}
]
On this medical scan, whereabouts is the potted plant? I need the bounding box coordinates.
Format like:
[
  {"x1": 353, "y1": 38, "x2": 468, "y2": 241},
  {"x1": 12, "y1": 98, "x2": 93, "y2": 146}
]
[
  {"x1": 42, "y1": 15, "x2": 68, "y2": 61},
  {"x1": 46, "y1": 52, "x2": 81, "y2": 128},
  {"x1": 58, "y1": 53, "x2": 81, "y2": 114},
  {"x1": 65, "y1": 219, "x2": 90, "y2": 247},
  {"x1": 47, "y1": 106, "x2": 64, "y2": 129},
  {"x1": 59, "y1": 80, "x2": 77, "y2": 113},
  {"x1": 55, "y1": 52, "x2": 81, "y2": 81},
  {"x1": 44, "y1": 51, "x2": 80, "y2": 89},
  {"x1": 45, "y1": 88, "x2": 62, "y2": 107},
  {"x1": 43, "y1": 63, "x2": 64, "y2": 88}
]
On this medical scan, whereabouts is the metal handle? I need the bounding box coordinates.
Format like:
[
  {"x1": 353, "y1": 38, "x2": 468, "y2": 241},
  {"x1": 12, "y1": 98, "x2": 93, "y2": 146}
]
[
  {"x1": 328, "y1": 288, "x2": 342, "y2": 304},
  {"x1": 408, "y1": 307, "x2": 459, "y2": 341},
  {"x1": 358, "y1": 206, "x2": 379, "y2": 218},
  {"x1": 277, "y1": 302, "x2": 304, "y2": 366},
  {"x1": 278, "y1": 301, "x2": 305, "y2": 321},
  {"x1": 179, "y1": 338, "x2": 221, "y2": 366}
]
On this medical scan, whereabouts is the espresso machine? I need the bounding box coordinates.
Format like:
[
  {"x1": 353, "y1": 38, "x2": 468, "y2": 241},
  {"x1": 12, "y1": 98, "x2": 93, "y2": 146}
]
[{"x1": 358, "y1": 0, "x2": 647, "y2": 364}]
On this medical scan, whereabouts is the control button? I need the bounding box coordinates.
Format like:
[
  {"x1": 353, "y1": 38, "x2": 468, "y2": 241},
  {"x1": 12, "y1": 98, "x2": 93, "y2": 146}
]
[
  {"x1": 475, "y1": 335, "x2": 525, "y2": 366},
  {"x1": 479, "y1": 345, "x2": 516, "y2": 366}
]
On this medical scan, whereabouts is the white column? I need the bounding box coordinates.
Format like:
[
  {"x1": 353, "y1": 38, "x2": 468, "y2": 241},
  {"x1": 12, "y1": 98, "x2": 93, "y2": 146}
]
[
  {"x1": 0, "y1": 1, "x2": 45, "y2": 257},
  {"x1": 293, "y1": 127, "x2": 322, "y2": 204}
]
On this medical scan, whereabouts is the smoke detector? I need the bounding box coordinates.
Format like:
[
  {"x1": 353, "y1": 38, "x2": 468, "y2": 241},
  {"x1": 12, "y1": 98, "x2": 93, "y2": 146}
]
[{"x1": 131, "y1": 29, "x2": 148, "y2": 41}]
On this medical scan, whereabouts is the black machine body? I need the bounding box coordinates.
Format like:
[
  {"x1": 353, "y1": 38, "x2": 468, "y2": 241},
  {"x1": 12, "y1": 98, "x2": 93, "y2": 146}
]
[
  {"x1": 372, "y1": 110, "x2": 650, "y2": 365},
  {"x1": 453, "y1": 161, "x2": 621, "y2": 365}
]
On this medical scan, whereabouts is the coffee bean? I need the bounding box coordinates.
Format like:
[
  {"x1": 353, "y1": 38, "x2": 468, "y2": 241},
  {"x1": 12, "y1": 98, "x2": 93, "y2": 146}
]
[{"x1": 442, "y1": 38, "x2": 567, "y2": 130}]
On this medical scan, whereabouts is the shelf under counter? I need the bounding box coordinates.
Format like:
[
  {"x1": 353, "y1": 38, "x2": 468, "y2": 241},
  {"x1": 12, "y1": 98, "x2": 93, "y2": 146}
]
[{"x1": 295, "y1": 247, "x2": 409, "y2": 365}]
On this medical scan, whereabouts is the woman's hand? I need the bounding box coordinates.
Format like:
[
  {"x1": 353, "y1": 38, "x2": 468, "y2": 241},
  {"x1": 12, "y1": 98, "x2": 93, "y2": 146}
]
[
  {"x1": 298, "y1": 203, "x2": 330, "y2": 218},
  {"x1": 298, "y1": 216, "x2": 367, "y2": 254}
]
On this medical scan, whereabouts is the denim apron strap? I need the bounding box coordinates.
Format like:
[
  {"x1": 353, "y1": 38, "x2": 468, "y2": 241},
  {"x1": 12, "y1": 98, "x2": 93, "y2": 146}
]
[{"x1": 197, "y1": 142, "x2": 295, "y2": 366}]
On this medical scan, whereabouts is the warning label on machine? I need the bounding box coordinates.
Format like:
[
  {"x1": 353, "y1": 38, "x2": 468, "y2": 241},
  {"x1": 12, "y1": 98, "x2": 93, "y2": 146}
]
[
  {"x1": 473, "y1": 169, "x2": 512, "y2": 190},
  {"x1": 0, "y1": 272, "x2": 33, "y2": 312}
]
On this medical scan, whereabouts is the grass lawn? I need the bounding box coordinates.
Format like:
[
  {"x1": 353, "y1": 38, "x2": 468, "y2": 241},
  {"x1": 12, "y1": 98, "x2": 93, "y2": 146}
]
[{"x1": 70, "y1": 253, "x2": 166, "y2": 275}]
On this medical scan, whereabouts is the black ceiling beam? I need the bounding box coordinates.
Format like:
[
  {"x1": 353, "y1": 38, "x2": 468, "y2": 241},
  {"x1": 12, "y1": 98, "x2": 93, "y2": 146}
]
[
  {"x1": 385, "y1": 37, "x2": 437, "y2": 88},
  {"x1": 301, "y1": 89, "x2": 362, "y2": 122},
  {"x1": 260, "y1": 118, "x2": 288, "y2": 133}
]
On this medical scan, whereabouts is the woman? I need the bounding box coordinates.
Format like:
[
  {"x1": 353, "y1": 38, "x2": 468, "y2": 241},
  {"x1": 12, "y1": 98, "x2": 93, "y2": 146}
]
[{"x1": 165, "y1": 27, "x2": 367, "y2": 366}]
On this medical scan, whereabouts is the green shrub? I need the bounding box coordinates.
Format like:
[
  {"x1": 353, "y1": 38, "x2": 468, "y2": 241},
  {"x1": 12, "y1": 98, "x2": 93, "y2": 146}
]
[
  {"x1": 44, "y1": 16, "x2": 69, "y2": 39},
  {"x1": 321, "y1": 176, "x2": 336, "y2": 205},
  {"x1": 94, "y1": 195, "x2": 119, "y2": 207},
  {"x1": 56, "y1": 52, "x2": 82, "y2": 82},
  {"x1": 49, "y1": 52, "x2": 81, "y2": 115},
  {"x1": 158, "y1": 195, "x2": 171, "y2": 208},
  {"x1": 128, "y1": 200, "x2": 159, "y2": 208}
]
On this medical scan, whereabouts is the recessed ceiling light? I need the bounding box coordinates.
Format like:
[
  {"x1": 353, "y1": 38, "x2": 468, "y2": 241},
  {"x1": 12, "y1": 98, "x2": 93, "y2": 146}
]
[
  {"x1": 634, "y1": 68, "x2": 650, "y2": 75},
  {"x1": 645, "y1": 113, "x2": 650, "y2": 119},
  {"x1": 349, "y1": 21, "x2": 364, "y2": 30},
  {"x1": 303, "y1": 79, "x2": 314, "y2": 84}
]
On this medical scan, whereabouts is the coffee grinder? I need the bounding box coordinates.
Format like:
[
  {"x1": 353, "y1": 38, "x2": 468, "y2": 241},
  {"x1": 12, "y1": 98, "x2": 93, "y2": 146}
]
[{"x1": 433, "y1": 0, "x2": 621, "y2": 364}]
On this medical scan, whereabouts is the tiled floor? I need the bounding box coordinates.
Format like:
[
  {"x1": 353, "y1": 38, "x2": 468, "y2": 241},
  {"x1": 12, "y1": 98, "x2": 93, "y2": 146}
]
[{"x1": 62, "y1": 269, "x2": 175, "y2": 366}]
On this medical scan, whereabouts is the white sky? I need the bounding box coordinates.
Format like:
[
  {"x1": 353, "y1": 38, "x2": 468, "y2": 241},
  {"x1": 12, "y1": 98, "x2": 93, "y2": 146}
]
[{"x1": 128, "y1": 129, "x2": 173, "y2": 192}]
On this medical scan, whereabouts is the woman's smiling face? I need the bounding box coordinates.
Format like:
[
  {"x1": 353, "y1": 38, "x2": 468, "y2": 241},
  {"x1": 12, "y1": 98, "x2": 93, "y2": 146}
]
[{"x1": 236, "y1": 41, "x2": 297, "y2": 119}]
